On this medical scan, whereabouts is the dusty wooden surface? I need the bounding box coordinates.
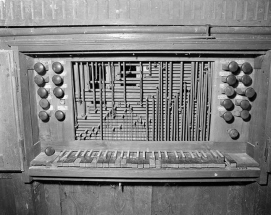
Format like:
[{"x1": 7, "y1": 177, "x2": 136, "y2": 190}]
[
  {"x1": 0, "y1": 51, "x2": 22, "y2": 171},
  {"x1": 1, "y1": 173, "x2": 271, "y2": 215},
  {"x1": 1, "y1": 0, "x2": 271, "y2": 27}
]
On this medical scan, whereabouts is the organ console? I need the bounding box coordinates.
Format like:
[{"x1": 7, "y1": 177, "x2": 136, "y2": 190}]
[
  {"x1": 24, "y1": 57, "x2": 266, "y2": 183},
  {"x1": 0, "y1": 0, "x2": 270, "y2": 185}
]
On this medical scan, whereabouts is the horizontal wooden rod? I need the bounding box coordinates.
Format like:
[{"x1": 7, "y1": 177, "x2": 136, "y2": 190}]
[{"x1": 1, "y1": 26, "x2": 271, "y2": 37}]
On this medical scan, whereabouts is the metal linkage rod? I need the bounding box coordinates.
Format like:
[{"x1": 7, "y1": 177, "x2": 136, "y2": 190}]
[
  {"x1": 99, "y1": 63, "x2": 103, "y2": 140},
  {"x1": 179, "y1": 62, "x2": 183, "y2": 140},
  {"x1": 152, "y1": 96, "x2": 155, "y2": 141},
  {"x1": 140, "y1": 62, "x2": 143, "y2": 106},
  {"x1": 165, "y1": 62, "x2": 168, "y2": 141},
  {"x1": 156, "y1": 87, "x2": 159, "y2": 141},
  {"x1": 160, "y1": 62, "x2": 163, "y2": 141},
  {"x1": 80, "y1": 62, "x2": 86, "y2": 117},
  {"x1": 102, "y1": 62, "x2": 106, "y2": 109},
  {"x1": 146, "y1": 97, "x2": 149, "y2": 141},
  {"x1": 91, "y1": 62, "x2": 96, "y2": 109},
  {"x1": 123, "y1": 62, "x2": 127, "y2": 104}
]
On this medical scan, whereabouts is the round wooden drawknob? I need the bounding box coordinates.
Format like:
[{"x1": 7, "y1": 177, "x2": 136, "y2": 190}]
[
  {"x1": 52, "y1": 62, "x2": 64, "y2": 74},
  {"x1": 38, "y1": 111, "x2": 49, "y2": 122},
  {"x1": 228, "y1": 61, "x2": 239, "y2": 73},
  {"x1": 45, "y1": 147, "x2": 55, "y2": 156},
  {"x1": 241, "y1": 62, "x2": 253, "y2": 74},
  {"x1": 34, "y1": 62, "x2": 46, "y2": 75},
  {"x1": 55, "y1": 110, "x2": 65, "y2": 121},
  {"x1": 221, "y1": 111, "x2": 234, "y2": 122},
  {"x1": 52, "y1": 75, "x2": 63, "y2": 86},
  {"x1": 228, "y1": 129, "x2": 239, "y2": 140},
  {"x1": 37, "y1": 87, "x2": 48, "y2": 98},
  {"x1": 220, "y1": 99, "x2": 234, "y2": 110},
  {"x1": 53, "y1": 87, "x2": 65, "y2": 98}
]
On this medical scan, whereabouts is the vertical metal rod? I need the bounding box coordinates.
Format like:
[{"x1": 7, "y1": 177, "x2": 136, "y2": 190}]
[
  {"x1": 203, "y1": 68, "x2": 207, "y2": 140},
  {"x1": 167, "y1": 98, "x2": 170, "y2": 141},
  {"x1": 203, "y1": 70, "x2": 207, "y2": 140},
  {"x1": 102, "y1": 62, "x2": 106, "y2": 109},
  {"x1": 193, "y1": 62, "x2": 197, "y2": 140},
  {"x1": 201, "y1": 70, "x2": 205, "y2": 141},
  {"x1": 195, "y1": 62, "x2": 199, "y2": 140},
  {"x1": 194, "y1": 62, "x2": 198, "y2": 140},
  {"x1": 125, "y1": 109, "x2": 127, "y2": 140},
  {"x1": 127, "y1": 108, "x2": 128, "y2": 141},
  {"x1": 180, "y1": 112, "x2": 183, "y2": 141},
  {"x1": 175, "y1": 95, "x2": 178, "y2": 141},
  {"x1": 199, "y1": 62, "x2": 204, "y2": 140},
  {"x1": 152, "y1": 96, "x2": 155, "y2": 141},
  {"x1": 111, "y1": 110, "x2": 113, "y2": 140},
  {"x1": 73, "y1": 63, "x2": 79, "y2": 121},
  {"x1": 140, "y1": 62, "x2": 143, "y2": 106},
  {"x1": 91, "y1": 62, "x2": 96, "y2": 109},
  {"x1": 169, "y1": 62, "x2": 173, "y2": 141},
  {"x1": 190, "y1": 62, "x2": 194, "y2": 140},
  {"x1": 165, "y1": 62, "x2": 168, "y2": 140},
  {"x1": 99, "y1": 63, "x2": 103, "y2": 140},
  {"x1": 206, "y1": 62, "x2": 213, "y2": 141},
  {"x1": 156, "y1": 87, "x2": 159, "y2": 141},
  {"x1": 171, "y1": 98, "x2": 175, "y2": 141},
  {"x1": 200, "y1": 63, "x2": 205, "y2": 141},
  {"x1": 160, "y1": 62, "x2": 163, "y2": 141},
  {"x1": 95, "y1": 61, "x2": 98, "y2": 81},
  {"x1": 146, "y1": 97, "x2": 149, "y2": 141},
  {"x1": 130, "y1": 108, "x2": 133, "y2": 140},
  {"x1": 123, "y1": 62, "x2": 126, "y2": 104},
  {"x1": 126, "y1": 108, "x2": 128, "y2": 140},
  {"x1": 194, "y1": 62, "x2": 199, "y2": 101},
  {"x1": 116, "y1": 111, "x2": 119, "y2": 140},
  {"x1": 109, "y1": 62, "x2": 115, "y2": 109},
  {"x1": 205, "y1": 65, "x2": 210, "y2": 140},
  {"x1": 169, "y1": 62, "x2": 173, "y2": 102},
  {"x1": 157, "y1": 68, "x2": 160, "y2": 141},
  {"x1": 104, "y1": 114, "x2": 107, "y2": 140},
  {"x1": 182, "y1": 83, "x2": 187, "y2": 141},
  {"x1": 80, "y1": 62, "x2": 86, "y2": 116},
  {"x1": 76, "y1": 62, "x2": 81, "y2": 101},
  {"x1": 86, "y1": 62, "x2": 91, "y2": 91},
  {"x1": 179, "y1": 62, "x2": 183, "y2": 141},
  {"x1": 149, "y1": 62, "x2": 152, "y2": 76},
  {"x1": 108, "y1": 62, "x2": 111, "y2": 108},
  {"x1": 187, "y1": 91, "x2": 191, "y2": 141}
]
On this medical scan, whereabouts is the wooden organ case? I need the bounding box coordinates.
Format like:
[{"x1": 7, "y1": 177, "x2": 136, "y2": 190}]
[{"x1": 0, "y1": 0, "x2": 271, "y2": 185}]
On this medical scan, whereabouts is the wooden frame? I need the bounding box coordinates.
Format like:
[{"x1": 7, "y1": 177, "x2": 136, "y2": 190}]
[{"x1": 0, "y1": 26, "x2": 270, "y2": 184}]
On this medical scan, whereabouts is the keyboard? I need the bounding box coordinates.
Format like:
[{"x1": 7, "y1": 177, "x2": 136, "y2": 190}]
[
  {"x1": 31, "y1": 149, "x2": 259, "y2": 169},
  {"x1": 29, "y1": 149, "x2": 260, "y2": 182}
]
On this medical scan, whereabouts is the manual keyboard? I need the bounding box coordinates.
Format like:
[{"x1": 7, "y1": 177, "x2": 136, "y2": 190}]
[{"x1": 31, "y1": 149, "x2": 259, "y2": 169}]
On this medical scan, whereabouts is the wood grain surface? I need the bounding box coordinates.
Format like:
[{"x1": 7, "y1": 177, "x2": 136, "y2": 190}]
[{"x1": 2, "y1": 173, "x2": 271, "y2": 215}]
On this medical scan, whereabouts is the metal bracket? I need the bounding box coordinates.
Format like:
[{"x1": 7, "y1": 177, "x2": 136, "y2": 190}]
[{"x1": 206, "y1": 24, "x2": 211, "y2": 37}]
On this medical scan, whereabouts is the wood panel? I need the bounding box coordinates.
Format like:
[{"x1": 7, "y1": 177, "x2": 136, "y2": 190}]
[
  {"x1": 0, "y1": 0, "x2": 271, "y2": 27},
  {"x1": 1, "y1": 173, "x2": 271, "y2": 214},
  {"x1": 4, "y1": 33, "x2": 271, "y2": 53},
  {"x1": 0, "y1": 173, "x2": 34, "y2": 215},
  {"x1": 58, "y1": 183, "x2": 152, "y2": 215},
  {"x1": 248, "y1": 51, "x2": 271, "y2": 184},
  {"x1": 0, "y1": 50, "x2": 22, "y2": 171},
  {"x1": 14, "y1": 51, "x2": 41, "y2": 168},
  {"x1": 0, "y1": 176, "x2": 16, "y2": 215}
]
